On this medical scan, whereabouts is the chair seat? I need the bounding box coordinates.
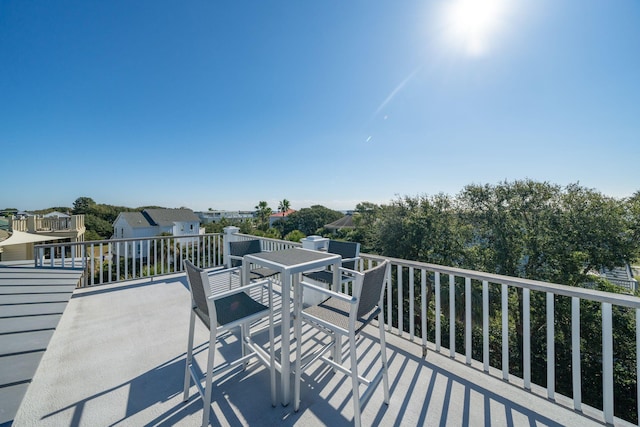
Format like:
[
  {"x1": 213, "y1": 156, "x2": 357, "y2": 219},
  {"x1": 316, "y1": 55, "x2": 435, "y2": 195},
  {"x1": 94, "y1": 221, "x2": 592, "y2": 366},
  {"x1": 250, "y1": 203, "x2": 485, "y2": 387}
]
[
  {"x1": 249, "y1": 267, "x2": 279, "y2": 281},
  {"x1": 303, "y1": 297, "x2": 379, "y2": 334},
  {"x1": 215, "y1": 292, "x2": 270, "y2": 326},
  {"x1": 304, "y1": 270, "x2": 340, "y2": 284}
]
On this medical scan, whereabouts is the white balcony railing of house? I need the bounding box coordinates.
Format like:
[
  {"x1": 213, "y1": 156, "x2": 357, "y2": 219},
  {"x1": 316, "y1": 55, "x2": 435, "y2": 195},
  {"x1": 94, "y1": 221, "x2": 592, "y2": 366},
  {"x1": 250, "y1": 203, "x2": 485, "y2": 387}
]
[
  {"x1": 11, "y1": 215, "x2": 85, "y2": 232},
  {"x1": 32, "y1": 230, "x2": 640, "y2": 426}
]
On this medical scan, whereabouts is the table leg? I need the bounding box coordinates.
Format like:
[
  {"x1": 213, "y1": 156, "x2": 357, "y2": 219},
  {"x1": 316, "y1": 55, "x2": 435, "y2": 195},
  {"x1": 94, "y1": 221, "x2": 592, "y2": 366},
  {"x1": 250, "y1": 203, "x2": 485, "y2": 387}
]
[{"x1": 332, "y1": 261, "x2": 340, "y2": 292}]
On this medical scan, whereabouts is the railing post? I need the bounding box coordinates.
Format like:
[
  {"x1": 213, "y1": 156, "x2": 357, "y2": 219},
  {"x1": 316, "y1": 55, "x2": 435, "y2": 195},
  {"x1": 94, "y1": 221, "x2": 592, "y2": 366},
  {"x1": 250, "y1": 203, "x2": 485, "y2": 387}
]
[
  {"x1": 300, "y1": 235, "x2": 329, "y2": 251},
  {"x1": 223, "y1": 226, "x2": 240, "y2": 268}
]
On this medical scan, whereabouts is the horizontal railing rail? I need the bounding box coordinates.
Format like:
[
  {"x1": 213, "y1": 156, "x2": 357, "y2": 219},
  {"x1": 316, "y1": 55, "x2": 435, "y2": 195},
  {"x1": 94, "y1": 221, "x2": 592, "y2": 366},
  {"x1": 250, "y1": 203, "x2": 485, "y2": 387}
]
[{"x1": 234, "y1": 233, "x2": 302, "y2": 251}]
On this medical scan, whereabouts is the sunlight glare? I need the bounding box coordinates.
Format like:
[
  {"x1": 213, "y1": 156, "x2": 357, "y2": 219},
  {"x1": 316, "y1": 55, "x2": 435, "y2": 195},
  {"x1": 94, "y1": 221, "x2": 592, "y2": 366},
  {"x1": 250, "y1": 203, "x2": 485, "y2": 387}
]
[{"x1": 445, "y1": 0, "x2": 507, "y2": 56}]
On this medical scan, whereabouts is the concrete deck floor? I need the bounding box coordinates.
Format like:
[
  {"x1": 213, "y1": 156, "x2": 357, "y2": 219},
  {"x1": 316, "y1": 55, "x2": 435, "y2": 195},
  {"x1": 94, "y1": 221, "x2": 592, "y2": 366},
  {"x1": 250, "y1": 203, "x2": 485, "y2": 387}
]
[{"x1": 12, "y1": 273, "x2": 631, "y2": 427}]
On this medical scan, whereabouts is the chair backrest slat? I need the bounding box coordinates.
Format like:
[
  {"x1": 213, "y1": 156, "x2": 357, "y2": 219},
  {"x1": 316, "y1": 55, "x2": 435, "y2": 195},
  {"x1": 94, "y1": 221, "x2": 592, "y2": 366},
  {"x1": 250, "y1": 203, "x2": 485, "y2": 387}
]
[
  {"x1": 356, "y1": 261, "x2": 388, "y2": 318},
  {"x1": 185, "y1": 260, "x2": 210, "y2": 318},
  {"x1": 229, "y1": 239, "x2": 263, "y2": 267},
  {"x1": 327, "y1": 240, "x2": 360, "y2": 270}
]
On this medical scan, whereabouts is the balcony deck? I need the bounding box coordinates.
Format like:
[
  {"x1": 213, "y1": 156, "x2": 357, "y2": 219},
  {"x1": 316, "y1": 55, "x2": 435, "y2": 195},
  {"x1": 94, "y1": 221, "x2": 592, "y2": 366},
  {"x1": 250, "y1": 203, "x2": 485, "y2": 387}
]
[{"x1": 11, "y1": 273, "x2": 629, "y2": 427}]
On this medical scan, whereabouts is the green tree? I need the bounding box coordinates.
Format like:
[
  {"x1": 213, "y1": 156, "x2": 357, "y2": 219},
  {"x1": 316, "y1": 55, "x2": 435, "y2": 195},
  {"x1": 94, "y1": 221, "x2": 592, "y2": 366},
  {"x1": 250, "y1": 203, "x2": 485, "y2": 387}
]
[
  {"x1": 280, "y1": 205, "x2": 342, "y2": 236},
  {"x1": 284, "y1": 230, "x2": 305, "y2": 242},
  {"x1": 347, "y1": 202, "x2": 381, "y2": 253},
  {"x1": 255, "y1": 201, "x2": 272, "y2": 231},
  {"x1": 278, "y1": 199, "x2": 291, "y2": 213},
  {"x1": 72, "y1": 197, "x2": 96, "y2": 214},
  {"x1": 84, "y1": 215, "x2": 114, "y2": 240}
]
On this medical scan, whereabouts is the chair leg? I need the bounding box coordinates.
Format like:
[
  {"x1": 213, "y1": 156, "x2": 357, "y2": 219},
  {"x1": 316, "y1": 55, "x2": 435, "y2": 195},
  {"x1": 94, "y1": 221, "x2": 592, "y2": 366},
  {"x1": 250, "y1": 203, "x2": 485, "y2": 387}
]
[
  {"x1": 331, "y1": 332, "x2": 342, "y2": 373},
  {"x1": 378, "y1": 312, "x2": 390, "y2": 404},
  {"x1": 240, "y1": 323, "x2": 248, "y2": 370},
  {"x1": 349, "y1": 332, "x2": 362, "y2": 427},
  {"x1": 202, "y1": 327, "x2": 217, "y2": 427},
  {"x1": 183, "y1": 311, "x2": 196, "y2": 402}
]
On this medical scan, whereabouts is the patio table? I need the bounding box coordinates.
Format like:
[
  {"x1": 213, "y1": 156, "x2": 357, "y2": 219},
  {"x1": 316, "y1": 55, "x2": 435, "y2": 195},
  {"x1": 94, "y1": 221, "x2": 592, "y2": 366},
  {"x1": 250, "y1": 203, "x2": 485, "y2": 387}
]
[{"x1": 242, "y1": 247, "x2": 341, "y2": 405}]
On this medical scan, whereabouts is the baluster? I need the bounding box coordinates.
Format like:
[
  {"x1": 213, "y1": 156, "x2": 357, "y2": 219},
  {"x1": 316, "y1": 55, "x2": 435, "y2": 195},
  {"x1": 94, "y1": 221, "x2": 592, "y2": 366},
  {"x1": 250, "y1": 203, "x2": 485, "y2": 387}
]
[
  {"x1": 547, "y1": 292, "x2": 555, "y2": 399},
  {"x1": 409, "y1": 267, "x2": 415, "y2": 340},
  {"x1": 502, "y1": 284, "x2": 509, "y2": 380},
  {"x1": 450, "y1": 274, "x2": 455, "y2": 357},
  {"x1": 435, "y1": 272, "x2": 441, "y2": 351},
  {"x1": 572, "y1": 296, "x2": 581, "y2": 411},
  {"x1": 398, "y1": 266, "x2": 403, "y2": 336},
  {"x1": 523, "y1": 288, "x2": 531, "y2": 389},
  {"x1": 421, "y1": 269, "x2": 427, "y2": 357},
  {"x1": 602, "y1": 302, "x2": 613, "y2": 424},
  {"x1": 483, "y1": 280, "x2": 489, "y2": 372},
  {"x1": 465, "y1": 277, "x2": 471, "y2": 365}
]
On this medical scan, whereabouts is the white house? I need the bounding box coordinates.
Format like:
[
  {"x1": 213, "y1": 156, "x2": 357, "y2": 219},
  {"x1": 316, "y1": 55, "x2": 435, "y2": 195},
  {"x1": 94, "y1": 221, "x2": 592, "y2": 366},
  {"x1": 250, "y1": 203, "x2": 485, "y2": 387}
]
[{"x1": 112, "y1": 209, "x2": 201, "y2": 258}]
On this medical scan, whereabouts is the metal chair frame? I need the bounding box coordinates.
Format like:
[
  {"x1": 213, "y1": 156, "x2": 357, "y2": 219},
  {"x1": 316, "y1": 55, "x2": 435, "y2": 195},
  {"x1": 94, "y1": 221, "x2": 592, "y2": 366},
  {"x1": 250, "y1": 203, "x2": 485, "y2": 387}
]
[
  {"x1": 294, "y1": 261, "x2": 391, "y2": 427},
  {"x1": 183, "y1": 260, "x2": 276, "y2": 426}
]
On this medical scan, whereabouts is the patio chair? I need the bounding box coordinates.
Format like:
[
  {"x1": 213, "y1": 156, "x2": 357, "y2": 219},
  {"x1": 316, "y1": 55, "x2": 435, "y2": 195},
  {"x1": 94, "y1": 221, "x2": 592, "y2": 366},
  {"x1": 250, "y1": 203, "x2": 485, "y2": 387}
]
[
  {"x1": 294, "y1": 260, "x2": 390, "y2": 427},
  {"x1": 228, "y1": 239, "x2": 279, "y2": 281},
  {"x1": 303, "y1": 240, "x2": 361, "y2": 292},
  {"x1": 182, "y1": 260, "x2": 276, "y2": 427}
]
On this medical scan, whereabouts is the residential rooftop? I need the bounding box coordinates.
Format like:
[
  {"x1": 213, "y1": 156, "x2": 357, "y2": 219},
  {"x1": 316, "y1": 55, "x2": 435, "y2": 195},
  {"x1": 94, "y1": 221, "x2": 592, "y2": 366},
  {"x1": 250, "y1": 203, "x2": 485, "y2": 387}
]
[{"x1": 2, "y1": 230, "x2": 639, "y2": 426}]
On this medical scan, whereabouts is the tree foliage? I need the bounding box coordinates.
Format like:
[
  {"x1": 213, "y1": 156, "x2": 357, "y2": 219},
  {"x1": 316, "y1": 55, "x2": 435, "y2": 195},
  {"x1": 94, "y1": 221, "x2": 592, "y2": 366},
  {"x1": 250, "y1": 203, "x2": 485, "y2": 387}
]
[
  {"x1": 255, "y1": 201, "x2": 272, "y2": 231},
  {"x1": 277, "y1": 205, "x2": 343, "y2": 236},
  {"x1": 343, "y1": 180, "x2": 640, "y2": 423},
  {"x1": 278, "y1": 199, "x2": 291, "y2": 213}
]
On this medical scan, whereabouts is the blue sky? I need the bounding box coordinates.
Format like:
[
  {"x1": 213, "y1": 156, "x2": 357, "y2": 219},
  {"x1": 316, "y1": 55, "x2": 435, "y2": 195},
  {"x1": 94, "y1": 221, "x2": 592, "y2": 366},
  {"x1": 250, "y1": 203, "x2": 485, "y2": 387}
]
[{"x1": 1, "y1": 0, "x2": 639, "y2": 212}]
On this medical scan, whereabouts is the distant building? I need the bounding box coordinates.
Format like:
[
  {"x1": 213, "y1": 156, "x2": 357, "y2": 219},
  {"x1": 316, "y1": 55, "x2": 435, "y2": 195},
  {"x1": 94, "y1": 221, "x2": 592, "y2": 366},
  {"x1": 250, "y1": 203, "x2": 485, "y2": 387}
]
[
  {"x1": 0, "y1": 214, "x2": 86, "y2": 262},
  {"x1": 195, "y1": 210, "x2": 255, "y2": 224},
  {"x1": 324, "y1": 214, "x2": 355, "y2": 233},
  {"x1": 43, "y1": 211, "x2": 71, "y2": 218},
  {"x1": 112, "y1": 208, "x2": 202, "y2": 259},
  {"x1": 269, "y1": 209, "x2": 296, "y2": 227},
  {"x1": 113, "y1": 208, "x2": 201, "y2": 239}
]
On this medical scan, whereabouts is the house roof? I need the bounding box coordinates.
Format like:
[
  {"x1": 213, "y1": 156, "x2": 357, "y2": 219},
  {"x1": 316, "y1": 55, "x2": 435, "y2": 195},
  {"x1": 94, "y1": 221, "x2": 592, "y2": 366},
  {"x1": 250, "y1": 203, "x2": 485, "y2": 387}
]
[
  {"x1": 324, "y1": 214, "x2": 355, "y2": 230},
  {"x1": 117, "y1": 212, "x2": 154, "y2": 228},
  {"x1": 115, "y1": 209, "x2": 199, "y2": 229},
  {"x1": 270, "y1": 209, "x2": 296, "y2": 218},
  {"x1": 144, "y1": 209, "x2": 199, "y2": 226}
]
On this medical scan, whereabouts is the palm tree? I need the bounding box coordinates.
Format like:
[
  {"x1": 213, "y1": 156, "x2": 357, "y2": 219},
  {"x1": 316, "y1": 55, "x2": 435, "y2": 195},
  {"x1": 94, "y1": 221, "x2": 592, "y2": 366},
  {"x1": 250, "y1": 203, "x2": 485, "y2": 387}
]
[
  {"x1": 278, "y1": 199, "x2": 291, "y2": 214},
  {"x1": 255, "y1": 201, "x2": 272, "y2": 231}
]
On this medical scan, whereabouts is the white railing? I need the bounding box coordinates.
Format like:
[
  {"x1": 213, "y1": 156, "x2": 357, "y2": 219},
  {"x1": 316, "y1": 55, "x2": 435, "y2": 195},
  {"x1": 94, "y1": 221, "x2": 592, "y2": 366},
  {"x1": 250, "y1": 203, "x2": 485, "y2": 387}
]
[
  {"x1": 10, "y1": 215, "x2": 84, "y2": 232},
  {"x1": 356, "y1": 252, "x2": 640, "y2": 426},
  {"x1": 34, "y1": 233, "x2": 224, "y2": 287}
]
